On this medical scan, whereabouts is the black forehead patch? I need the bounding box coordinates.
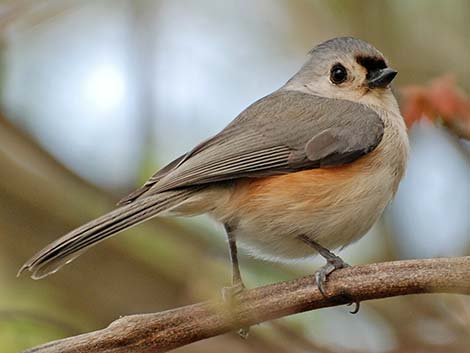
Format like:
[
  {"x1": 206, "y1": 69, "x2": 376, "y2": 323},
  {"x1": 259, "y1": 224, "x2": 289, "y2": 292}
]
[{"x1": 356, "y1": 55, "x2": 387, "y2": 72}]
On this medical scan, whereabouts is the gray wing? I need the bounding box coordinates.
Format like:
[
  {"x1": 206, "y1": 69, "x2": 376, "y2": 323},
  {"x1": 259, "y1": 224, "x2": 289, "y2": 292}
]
[
  {"x1": 118, "y1": 153, "x2": 186, "y2": 204},
  {"x1": 125, "y1": 90, "x2": 384, "y2": 198}
]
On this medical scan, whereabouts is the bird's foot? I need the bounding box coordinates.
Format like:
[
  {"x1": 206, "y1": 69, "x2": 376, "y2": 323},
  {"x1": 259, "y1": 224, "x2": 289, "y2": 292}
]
[
  {"x1": 314, "y1": 255, "x2": 349, "y2": 296},
  {"x1": 221, "y1": 282, "x2": 250, "y2": 338},
  {"x1": 314, "y1": 256, "x2": 360, "y2": 313},
  {"x1": 221, "y1": 281, "x2": 245, "y2": 302}
]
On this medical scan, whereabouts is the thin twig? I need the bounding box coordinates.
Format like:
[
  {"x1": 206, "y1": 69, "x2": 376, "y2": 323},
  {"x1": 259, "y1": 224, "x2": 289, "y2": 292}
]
[{"x1": 22, "y1": 256, "x2": 470, "y2": 353}]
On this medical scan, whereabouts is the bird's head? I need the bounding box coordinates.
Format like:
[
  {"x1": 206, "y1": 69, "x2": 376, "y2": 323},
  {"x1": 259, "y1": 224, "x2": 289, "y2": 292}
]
[{"x1": 286, "y1": 37, "x2": 399, "y2": 110}]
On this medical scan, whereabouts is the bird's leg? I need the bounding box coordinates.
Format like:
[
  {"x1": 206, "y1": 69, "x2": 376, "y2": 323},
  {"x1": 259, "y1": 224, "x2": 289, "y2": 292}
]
[
  {"x1": 221, "y1": 224, "x2": 249, "y2": 338},
  {"x1": 298, "y1": 234, "x2": 360, "y2": 313},
  {"x1": 222, "y1": 224, "x2": 245, "y2": 299}
]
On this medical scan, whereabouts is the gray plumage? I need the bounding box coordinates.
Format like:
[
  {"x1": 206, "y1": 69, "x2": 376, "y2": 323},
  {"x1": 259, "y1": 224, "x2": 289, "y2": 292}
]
[
  {"x1": 19, "y1": 91, "x2": 383, "y2": 279},
  {"x1": 19, "y1": 37, "x2": 407, "y2": 280},
  {"x1": 19, "y1": 187, "x2": 203, "y2": 279},
  {"x1": 122, "y1": 91, "x2": 383, "y2": 197}
]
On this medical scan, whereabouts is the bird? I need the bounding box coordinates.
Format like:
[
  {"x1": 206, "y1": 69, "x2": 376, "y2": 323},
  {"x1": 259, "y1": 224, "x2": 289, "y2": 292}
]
[{"x1": 19, "y1": 37, "x2": 409, "y2": 311}]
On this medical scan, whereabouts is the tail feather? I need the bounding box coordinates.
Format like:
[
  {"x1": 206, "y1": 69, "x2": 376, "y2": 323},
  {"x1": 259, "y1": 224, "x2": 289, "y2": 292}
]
[{"x1": 18, "y1": 188, "x2": 198, "y2": 279}]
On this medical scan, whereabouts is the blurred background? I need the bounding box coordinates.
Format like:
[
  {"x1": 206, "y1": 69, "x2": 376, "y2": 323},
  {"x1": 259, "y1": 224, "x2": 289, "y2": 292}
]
[{"x1": 0, "y1": 0, "x2": 469, "y2": 352}]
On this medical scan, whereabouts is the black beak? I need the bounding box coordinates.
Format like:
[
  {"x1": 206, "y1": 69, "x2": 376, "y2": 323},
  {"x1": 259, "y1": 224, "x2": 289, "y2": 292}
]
[{"x1": 367, "y1": 68, "x2": 398, "y2": 89}]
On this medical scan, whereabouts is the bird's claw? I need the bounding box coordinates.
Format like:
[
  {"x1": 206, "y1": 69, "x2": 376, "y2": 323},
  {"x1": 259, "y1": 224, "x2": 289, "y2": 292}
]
[
  {"x1": 314, "y1": 268, "x2": 328, "y2": 296},
  {"x1": 221, "y1": 282, "x2": 250, "y2": 339},
  {"x1": 347, "y1": 300, "x2": 361, "y2": 314},
  {"x1": 314, "y1": 256, "x2": 361, "y2": 313},
  {"x1": 314, "y1": 255, "x2": 349, "y2": 295},
  {"x1": 221, "y1": 282, "x2": 245, "y2": 303},
  {"x1": 237, "y1": 327, "x2": 250, "y2": 339}
]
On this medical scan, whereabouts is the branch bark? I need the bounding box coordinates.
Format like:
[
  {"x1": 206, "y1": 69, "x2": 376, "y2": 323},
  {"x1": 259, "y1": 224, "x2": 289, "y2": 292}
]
[{"x1": 22, "y1": 256, "x2": 470, "y2": 353}]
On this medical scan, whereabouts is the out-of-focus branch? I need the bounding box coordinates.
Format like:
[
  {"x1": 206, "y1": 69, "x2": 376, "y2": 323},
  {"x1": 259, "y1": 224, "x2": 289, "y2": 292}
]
[{"x1": 22, "y1": 257, "x2": 470, "y2": 353}]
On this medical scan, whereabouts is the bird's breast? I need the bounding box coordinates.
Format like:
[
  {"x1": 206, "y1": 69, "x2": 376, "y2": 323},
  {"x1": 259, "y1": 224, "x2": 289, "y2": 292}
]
[{"x1": 210, "y1": 121, "x2": 408, "y2": 261}]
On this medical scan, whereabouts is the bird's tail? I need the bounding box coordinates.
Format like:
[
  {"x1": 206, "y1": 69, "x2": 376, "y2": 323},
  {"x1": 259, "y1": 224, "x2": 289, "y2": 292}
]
[{"x1": 18, "y1": 188, "x2": 200, "y2": 279}]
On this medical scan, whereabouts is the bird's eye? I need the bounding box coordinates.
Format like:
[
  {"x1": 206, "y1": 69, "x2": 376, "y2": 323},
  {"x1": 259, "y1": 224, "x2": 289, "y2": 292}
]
[{"x1": 330, "y1": 64, "x2": 348, "y2": 84}]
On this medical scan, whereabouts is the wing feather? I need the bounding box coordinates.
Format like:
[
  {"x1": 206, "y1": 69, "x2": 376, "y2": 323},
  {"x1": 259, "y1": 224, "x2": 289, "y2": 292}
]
[{"x1": 125, "y1": 90, "x2": 384, "y2": 198}]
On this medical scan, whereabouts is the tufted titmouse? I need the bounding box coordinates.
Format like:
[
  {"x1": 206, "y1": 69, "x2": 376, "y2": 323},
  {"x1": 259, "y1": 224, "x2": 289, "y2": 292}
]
[{"x1": 19, "y1": 37, "x2": 409, "y2": 303}]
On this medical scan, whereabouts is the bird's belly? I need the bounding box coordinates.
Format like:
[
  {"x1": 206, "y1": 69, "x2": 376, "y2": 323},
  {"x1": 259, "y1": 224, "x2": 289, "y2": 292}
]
[{"x1": 216, "y1": 158, "x2": 396, "y2": 262}]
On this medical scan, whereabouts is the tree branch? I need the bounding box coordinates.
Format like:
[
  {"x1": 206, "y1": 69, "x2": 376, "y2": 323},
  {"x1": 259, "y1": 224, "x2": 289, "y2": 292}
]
[{"x1": 22, "y1": 256, "x2": 470, "y2": 353}]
